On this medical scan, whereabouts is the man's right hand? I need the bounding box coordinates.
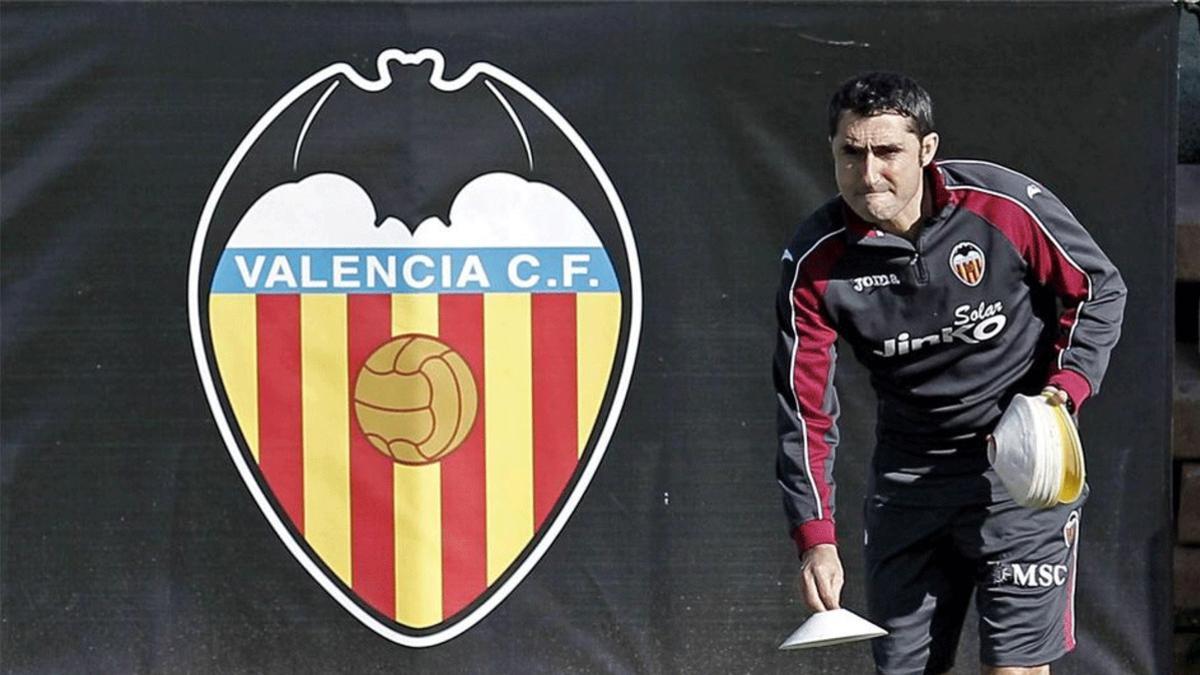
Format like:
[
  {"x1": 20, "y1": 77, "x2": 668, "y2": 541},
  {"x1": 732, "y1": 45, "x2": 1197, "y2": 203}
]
[{"x1": 798, "y1": 543, "x2": 844, "y2": 612}]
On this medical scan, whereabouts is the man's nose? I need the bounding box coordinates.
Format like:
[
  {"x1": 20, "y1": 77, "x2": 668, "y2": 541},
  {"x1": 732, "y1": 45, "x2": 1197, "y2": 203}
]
[{"x1": 861, "y1": 153, "x2": 881, "y2": 185}]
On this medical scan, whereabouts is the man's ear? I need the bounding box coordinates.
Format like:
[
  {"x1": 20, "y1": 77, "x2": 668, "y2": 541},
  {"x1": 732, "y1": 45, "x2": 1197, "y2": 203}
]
[{"x1": 919, "y1": 132, "x2": 940, "y2": 167}]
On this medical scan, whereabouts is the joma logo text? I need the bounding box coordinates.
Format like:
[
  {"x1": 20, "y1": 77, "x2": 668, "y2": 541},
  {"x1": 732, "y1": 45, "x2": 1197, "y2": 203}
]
[{"x1": 851, "y1": 273, "x2": 901, "y2": 293}]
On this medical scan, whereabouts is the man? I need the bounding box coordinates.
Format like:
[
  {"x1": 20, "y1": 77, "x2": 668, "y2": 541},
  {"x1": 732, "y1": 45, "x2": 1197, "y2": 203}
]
[{"x1": 774, "y1": 72, "x2": 1126, "y2": 674}]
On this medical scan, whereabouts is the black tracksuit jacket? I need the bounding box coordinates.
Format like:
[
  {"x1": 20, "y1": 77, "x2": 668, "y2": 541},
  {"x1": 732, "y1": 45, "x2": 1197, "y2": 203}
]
[{"x1": 774, "y1": 159, "x2": 1126, "y2": 552}]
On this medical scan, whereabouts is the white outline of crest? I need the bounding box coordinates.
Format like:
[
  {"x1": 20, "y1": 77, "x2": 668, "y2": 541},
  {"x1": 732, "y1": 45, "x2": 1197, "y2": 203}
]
[
  {"x1": 948, "y1": 240, "x2": 986, "y2": 287},
  {"x1": 187, "y1": 48, "x2": 643, "y2": 648}
]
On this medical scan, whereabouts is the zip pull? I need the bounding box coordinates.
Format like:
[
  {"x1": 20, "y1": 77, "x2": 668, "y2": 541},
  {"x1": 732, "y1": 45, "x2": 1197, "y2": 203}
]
[{"x1": 910, "y1": 251, "x2": 929, "y2": 285}]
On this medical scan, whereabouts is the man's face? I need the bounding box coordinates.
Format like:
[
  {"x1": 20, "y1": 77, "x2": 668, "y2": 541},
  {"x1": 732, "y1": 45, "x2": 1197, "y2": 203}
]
[{"x1": 831, "y1": 111, "x2": 938, "y2": 227}]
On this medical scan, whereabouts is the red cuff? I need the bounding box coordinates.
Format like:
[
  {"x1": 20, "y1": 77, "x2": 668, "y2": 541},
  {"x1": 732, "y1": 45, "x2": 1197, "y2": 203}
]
[
  {"x1": 791, "y1": 519, "x2": 837, "y2": 555},
  {"x1": 1048, "y1": 368, "x2": 1092, "y2": 411}
]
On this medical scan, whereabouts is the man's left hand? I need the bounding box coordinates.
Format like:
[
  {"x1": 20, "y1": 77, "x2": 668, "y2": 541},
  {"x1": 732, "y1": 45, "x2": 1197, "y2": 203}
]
[{"x1": 1041, "y1": 385, "x2": 1069, "y2": 409}]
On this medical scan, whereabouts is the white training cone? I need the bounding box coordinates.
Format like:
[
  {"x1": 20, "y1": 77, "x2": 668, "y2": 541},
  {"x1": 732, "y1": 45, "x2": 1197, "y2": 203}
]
[
  {"x1": 988, "y1": 393, "x2": 1085, "y2": 509},
  {"x1": 778, "y1": 609, "x2": 887, "y2": 650},
  {"x1": 989, "y1": 394, "x2": 1043, "y2": 506}
]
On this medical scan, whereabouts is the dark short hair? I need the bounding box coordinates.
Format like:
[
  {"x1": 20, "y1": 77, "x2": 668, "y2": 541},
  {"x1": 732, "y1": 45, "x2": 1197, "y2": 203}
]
[{"x1": 827, "y1": 72, "x2": 935, "y2": 138}]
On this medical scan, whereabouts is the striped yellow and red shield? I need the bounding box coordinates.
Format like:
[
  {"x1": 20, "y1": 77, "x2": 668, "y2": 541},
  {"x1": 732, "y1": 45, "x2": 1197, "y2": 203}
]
[
  {"x1": 190, "y1": 49, "x2": 640, "y2": 646},
  {"x1": 955, "y1": 258, "x2": 983, "y2": 285},
  {"x1": 208, "y1": 287, "x2": 620, "y2": 631},
  {"x1": 950, "y1": 241, "x2": 986, "y2": 287}
]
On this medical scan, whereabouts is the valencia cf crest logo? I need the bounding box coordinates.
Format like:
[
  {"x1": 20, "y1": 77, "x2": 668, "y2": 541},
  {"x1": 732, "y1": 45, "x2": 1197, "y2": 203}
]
[
  {"x1": 188, "y1": 48, "x2": 641, "y2": 647},
  {"x1": 949, "y1": 241, "x2": 986, "y2": 287},
  {"x1": 1063, "y1": 510, "x2": 1080, "y2": 549}
]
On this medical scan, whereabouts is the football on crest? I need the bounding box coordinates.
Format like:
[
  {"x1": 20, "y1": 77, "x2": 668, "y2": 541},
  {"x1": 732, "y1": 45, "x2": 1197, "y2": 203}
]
[{"x1": 353, "y1": 334, "x2": 478, "y2": 464}]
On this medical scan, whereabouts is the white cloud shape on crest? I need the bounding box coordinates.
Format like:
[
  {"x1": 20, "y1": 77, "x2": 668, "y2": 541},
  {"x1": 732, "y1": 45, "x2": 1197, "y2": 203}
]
[{"x1": 225, "y1": 172, "x2": 601, "y2": 248}]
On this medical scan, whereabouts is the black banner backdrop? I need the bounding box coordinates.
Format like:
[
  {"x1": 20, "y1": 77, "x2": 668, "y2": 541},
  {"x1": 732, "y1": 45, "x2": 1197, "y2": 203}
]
[{"x1": 0, "y1": 2, "x2": 1177, "y2": 673}]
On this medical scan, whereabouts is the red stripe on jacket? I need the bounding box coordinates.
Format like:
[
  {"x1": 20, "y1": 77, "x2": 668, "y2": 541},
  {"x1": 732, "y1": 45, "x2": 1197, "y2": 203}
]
[{"x1": 787, "y1": 233, "x2": 846, "y2": 550}]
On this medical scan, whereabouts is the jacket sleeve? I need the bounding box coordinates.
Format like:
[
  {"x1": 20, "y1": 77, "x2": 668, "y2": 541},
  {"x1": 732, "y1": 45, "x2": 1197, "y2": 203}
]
[
  {"x1": 774, "y1": 240, "x2": 841, "y2": 554},
  {"x1": 1017, "y1": 185, "x2": 1127, "y2": 409}
]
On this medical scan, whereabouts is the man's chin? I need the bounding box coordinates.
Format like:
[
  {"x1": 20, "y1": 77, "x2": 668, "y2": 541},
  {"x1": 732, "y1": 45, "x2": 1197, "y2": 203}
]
[{"x1": 848, "y1": 202, "x2": 894, "y2": 226}]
